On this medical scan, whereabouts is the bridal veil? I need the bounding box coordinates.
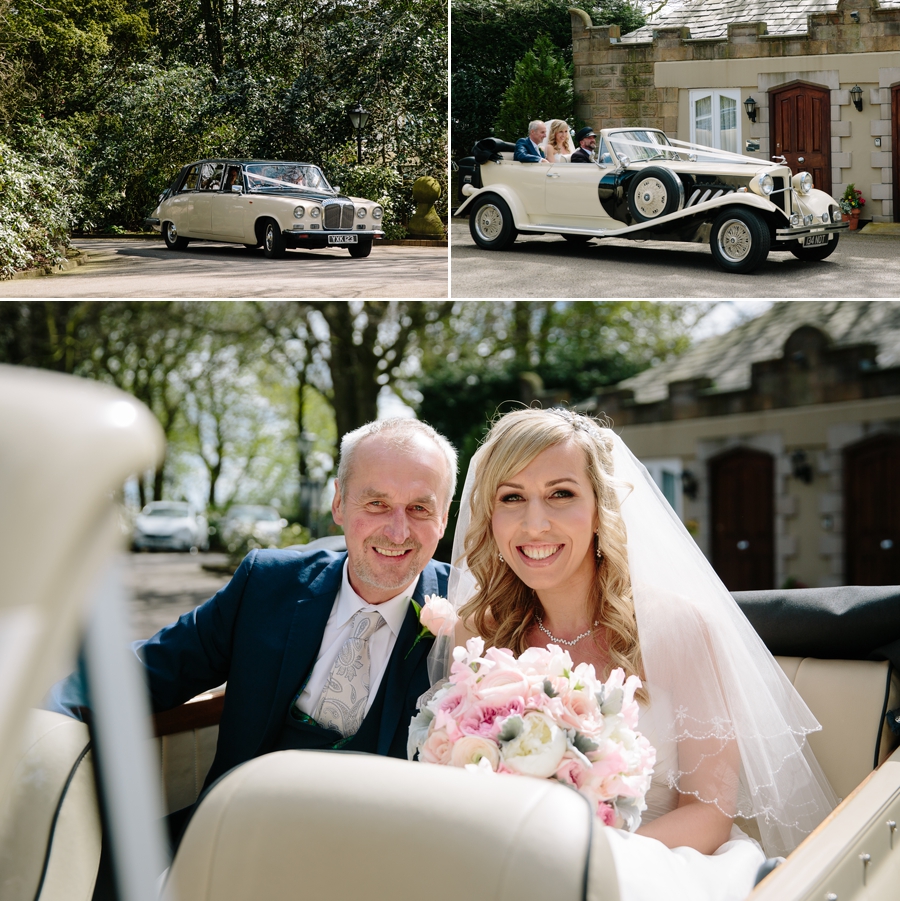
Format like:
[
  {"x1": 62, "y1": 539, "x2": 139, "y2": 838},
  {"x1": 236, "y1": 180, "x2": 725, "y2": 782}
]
[{"x1": 434, "y1": 414, "x2": 837, "y2": 858}]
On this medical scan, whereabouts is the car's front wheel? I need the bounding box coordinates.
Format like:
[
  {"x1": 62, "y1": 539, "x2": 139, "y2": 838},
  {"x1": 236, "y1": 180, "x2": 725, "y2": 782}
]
[
  {"x1": 709, "y1": 208, "x2": 771, "y2": 273},
  {"x1": 262, "y1": 219, "x2": 286, "y2": 259},
  {"x1": 348, "y1": 240, "x2": 372, "y2": 258},
  {"x1": 787, "y1": 236, "x2": 840, "y2": 262},
  {"x1": 627, "y1": 167, "x2": 683, "y2": 222},
  {"x1": 163, "y1": 221, "x2": 190, "y2": 251},
  {"x1": 469, "y1": 195, "x2": 517, "y2": 250}
]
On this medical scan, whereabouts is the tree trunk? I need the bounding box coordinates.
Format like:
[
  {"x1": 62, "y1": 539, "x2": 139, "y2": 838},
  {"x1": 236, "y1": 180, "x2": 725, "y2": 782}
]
[{"x1": 199, "y1": 0, "x2": 225, "y2": 75}]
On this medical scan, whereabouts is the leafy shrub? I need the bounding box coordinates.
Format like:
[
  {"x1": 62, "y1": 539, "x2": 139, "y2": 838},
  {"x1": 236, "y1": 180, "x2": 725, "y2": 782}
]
[{"x1": 0, "y1": 129, "x2": 81, "y2": 278}]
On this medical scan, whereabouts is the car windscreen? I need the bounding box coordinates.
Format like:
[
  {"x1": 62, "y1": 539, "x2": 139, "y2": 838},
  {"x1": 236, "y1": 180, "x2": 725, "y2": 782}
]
[
  {"x1": 607, "y1": 130, "x2": 673, "y2": 162},
  {"x1": 244, "y1": 164, "x2": 332, "y2": 194}
]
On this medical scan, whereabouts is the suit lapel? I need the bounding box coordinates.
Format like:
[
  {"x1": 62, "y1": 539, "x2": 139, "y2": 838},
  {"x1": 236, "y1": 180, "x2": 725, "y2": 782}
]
[
  {"x1": 254, "y1": 555, "x2": 345, "y2": 756},
  {"x1": 376, "y1": 562, "x2": 439, "y2": 755}
]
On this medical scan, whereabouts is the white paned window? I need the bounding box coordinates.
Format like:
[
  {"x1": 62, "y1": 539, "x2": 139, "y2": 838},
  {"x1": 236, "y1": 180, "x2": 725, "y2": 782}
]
[
  {"x1": 689, "y1": 89, "x2": 741, "y2": 152},
  {"x1": 642, "y1": 458, "x2": 684, "y2": 519}
]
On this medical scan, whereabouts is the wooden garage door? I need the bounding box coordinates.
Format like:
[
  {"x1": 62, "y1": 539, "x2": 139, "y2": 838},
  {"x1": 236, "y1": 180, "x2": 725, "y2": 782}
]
[
  {"x1": 770, "y1": 81, "x2": 832, "y2": 198},
  {"x1": 710, "y1": 449, "x2": 775, "y2": 591},
  {"x1": 845, "y1": 435, "x2": 900, "y2": 585}
]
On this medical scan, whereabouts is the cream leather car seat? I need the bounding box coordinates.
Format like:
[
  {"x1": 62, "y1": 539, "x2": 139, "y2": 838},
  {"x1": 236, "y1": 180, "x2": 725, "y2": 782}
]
[
  {"x1": 165, "y1": 749, "x2": 620, "y2": 901},
  {"x1": 0, "y1": 711, "x2": 100, "y2": 901}
]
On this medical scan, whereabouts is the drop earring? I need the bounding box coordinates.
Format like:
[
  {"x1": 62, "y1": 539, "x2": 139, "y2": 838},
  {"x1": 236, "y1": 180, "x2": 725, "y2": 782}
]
[
  {"x1": 498, "y1": 552, "x2": 505, "y2": 563},
  {"x1": 595, "y1": 529, "x2": 603, "y2": 561}
]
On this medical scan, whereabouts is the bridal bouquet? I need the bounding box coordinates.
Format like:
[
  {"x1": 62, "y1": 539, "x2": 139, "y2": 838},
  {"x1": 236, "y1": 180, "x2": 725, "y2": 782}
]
[{"x1": 408, "y1": 637, "x2": 655, "y2": 830}]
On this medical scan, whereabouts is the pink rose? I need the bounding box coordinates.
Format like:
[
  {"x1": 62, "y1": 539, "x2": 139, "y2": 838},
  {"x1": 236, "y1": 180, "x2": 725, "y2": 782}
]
[
  {"x1": 420, "y1": 594, "x2": 458, "y2": 635},
  {"x1": 596, "y1": 802, "x2": 616, "y2": 826},
  {"x1": 420, "y1": 728, "x2": 453, "y2": 765}
]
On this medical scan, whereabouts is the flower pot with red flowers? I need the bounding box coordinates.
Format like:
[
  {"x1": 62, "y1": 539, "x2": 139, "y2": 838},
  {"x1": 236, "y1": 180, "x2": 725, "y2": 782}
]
[{"x1": 840, "y1": 184, "x2": 866, "y2": 230}]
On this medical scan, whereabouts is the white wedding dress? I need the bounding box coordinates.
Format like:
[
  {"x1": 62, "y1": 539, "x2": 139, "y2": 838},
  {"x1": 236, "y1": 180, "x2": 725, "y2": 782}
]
[{"x1": 603, "y1": 697, "x2": 766, "y2": 901}]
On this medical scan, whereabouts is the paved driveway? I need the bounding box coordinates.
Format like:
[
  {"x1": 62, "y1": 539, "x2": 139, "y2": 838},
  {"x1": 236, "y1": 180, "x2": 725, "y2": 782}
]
[
  {"x1": 450, "y1": 220, "x2": 900, "y2": 298},
  {"x1": 2, "y1": 239, "x2": 448, "y2": 298}
]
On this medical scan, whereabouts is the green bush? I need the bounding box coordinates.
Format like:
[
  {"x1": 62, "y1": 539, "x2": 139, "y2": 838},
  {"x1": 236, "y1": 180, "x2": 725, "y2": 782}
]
[
  {"x1": 494, "y1": 35, "x2": 574, "y2": 143},
  {"x1": 0, "y1": 131, "x2": 80, "y2": 278}
]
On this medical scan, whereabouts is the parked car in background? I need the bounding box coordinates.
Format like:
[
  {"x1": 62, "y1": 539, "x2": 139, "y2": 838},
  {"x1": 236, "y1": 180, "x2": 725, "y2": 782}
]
[
  {"x1": 131, "y1": 501, "x2": 209, "y2": 552},
  {"x1": 455, "y1": 128, "x2": 847, "y2": 274},
  {"x1": 147, "y1": 160, "x2": 385, "y2": 259},
  {"x1": 220, "y1": 505, "x2": 287, "y2": 549}
]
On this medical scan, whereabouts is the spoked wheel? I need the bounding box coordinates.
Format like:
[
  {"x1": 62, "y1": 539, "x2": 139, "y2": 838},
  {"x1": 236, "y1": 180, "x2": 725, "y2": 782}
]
[
  {"x1": 788, "y1": 236, "x2": 839, "y2": 262},
  {"x1": 468, "y1": 195, "x2": 517, "y2": 250},
  {"x1": 348, "y1": 240, "x2": 372, "y2": 258},
  {"x1": 263, "y1": 219, "x2": 286, "y2": 259},
  {"x1": 163, "y1": 221, "x2": 190, "y2": 251},
  {"x1": 709, "y1": 208, "x2": 771, "y2": 274},
  {"x1": 627, "y1": 167, "x2": 683, "y2": 222}
]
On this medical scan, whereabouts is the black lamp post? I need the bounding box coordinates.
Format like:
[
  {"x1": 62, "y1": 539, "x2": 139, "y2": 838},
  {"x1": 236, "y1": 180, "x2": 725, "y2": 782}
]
[{"x1": 347, "y1": 101, "x2": 370, "y2": 164}]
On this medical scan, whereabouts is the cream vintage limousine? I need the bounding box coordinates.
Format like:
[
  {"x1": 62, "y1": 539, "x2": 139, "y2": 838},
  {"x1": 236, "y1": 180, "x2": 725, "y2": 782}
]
[
  {"x1": 1, "y1": 367, "x2": 899, "y2": 901},
  {"x1": 455, "y1": 128, "x2": 847, "y2": 274},
  {"x1": 148, "y1": 159, "x2": 384, "y2": 259}
]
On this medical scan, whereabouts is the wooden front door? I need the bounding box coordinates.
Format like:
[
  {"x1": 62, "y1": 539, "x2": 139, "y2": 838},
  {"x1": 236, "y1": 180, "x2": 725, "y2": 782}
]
[
  {"x1": 844, "y1": 435, "x2": 900, "y2": 585},
  {"x1": 770, "y1": 81, "x2": 832, "y2": 198},
  {"x1": 710, "y1": 449, "x2": 775, "y2": 591},
  {"x1": 892, "y1": 84, "x2": 899, "y2": 223}
]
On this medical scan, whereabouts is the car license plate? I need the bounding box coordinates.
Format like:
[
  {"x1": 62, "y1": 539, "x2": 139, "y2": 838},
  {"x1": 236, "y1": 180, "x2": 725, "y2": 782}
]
[
  {"x1": 328, "y1": 234, "x2": 358, "y2": 245},
  {"x1": 803, "y1": 233, "x2": 828, "y2": 247}
]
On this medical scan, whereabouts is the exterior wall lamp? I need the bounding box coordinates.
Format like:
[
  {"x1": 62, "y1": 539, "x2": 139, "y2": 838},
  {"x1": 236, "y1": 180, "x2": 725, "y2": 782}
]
[
  {"x1": 681, "y1": 470, "x2": 699, "y2": 500},
  {"x1": 791, "y1": 450, "x2": 814, "y2": 484},
  {"x1": 850, "y1": 85, "x2": 864, "y2": 112},
  {"x1": 744, "y1": 96, "x2": 758, "y2": 123}
]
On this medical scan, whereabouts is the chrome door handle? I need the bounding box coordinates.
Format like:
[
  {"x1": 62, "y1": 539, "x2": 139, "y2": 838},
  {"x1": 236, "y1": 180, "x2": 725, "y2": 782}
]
[{"x1": 546, "y1": 172, "x2": 560, "y2": 178}]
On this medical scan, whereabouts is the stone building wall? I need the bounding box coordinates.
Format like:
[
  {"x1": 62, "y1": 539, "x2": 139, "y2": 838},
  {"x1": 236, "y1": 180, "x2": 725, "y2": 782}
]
[{"x1": 571, "y1": 0, "x2": 900, "y2": 218}]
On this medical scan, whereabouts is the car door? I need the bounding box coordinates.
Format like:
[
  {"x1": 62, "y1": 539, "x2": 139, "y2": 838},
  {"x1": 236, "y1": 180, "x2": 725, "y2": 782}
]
[
  {"x1": 188, "y1": 162, "x2": 225, "y2": 236},
  {"x1": 544, "y1": 164, "x2": 609, "y2": 221},
  {"x1": 163, "y1": 164, "x2": 200, "y2": 234},
  {"x1": 211, "y1": 164, "x2": 250, "y2": 240}
]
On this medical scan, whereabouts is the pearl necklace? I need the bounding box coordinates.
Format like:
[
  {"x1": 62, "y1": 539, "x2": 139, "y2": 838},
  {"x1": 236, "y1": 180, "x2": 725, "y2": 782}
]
[{"x1": 534, "y1": 613, "x2": 599, "y2": 647}]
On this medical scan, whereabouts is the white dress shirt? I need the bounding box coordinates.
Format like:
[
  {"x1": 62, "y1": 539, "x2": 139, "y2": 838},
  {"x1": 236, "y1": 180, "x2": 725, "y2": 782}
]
[{"x1": 295, "y1": 560, "x2": 420, "y2": 719}]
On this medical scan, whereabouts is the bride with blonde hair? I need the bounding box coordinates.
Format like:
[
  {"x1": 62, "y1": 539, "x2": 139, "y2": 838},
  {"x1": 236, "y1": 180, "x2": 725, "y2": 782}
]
[
  {"x1": 437, "y1": 406, "x2": 837, "y2": 901},
  {"x1": 541, "y1": 119, "x2": 575, "y2": 162}
]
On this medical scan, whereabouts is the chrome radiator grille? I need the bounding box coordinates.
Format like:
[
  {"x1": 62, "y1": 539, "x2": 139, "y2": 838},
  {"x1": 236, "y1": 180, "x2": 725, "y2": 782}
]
[{"x1": 324, "y1": 200, "x2": 354, "y2": 229}]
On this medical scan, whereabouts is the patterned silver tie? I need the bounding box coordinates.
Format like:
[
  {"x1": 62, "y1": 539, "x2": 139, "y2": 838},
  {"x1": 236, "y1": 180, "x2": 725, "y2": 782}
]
[{"x1": 314, "y1": 607, "x2": 384, "y2": 737}]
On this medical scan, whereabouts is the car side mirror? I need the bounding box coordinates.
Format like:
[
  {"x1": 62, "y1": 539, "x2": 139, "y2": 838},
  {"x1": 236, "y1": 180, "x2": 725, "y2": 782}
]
[{"x1": 231, "y1": 184, "x2": 243, "y2": 194}]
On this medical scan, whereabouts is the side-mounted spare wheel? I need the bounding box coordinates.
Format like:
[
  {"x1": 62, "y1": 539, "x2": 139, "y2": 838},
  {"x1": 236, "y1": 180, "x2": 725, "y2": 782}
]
[
  {"x1": 627, "y1": 166, "x2": 684, "y2": 222},
  {"x1": 163, "y1": 221, "x2": 190, "y2": 250},
  {"x1": 709, "y1": 208, "x2": 771, "y2": 274},
  {"x1": 468, "y1": 194, "x2": 517, "y2": 250}
]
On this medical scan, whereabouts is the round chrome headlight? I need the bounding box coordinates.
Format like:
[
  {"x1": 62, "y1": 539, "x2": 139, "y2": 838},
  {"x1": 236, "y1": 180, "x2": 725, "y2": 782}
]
[
  {"x1": 832, "y1": 208, "x2": 842, "y2": 223},
  {"x1": 372, "y1": 207, "x2": 383, "y2": 220},
  {"x1": 791, "y1": 213, "x2": 801, "y2": 227},
  {"x1": 310, "y1": 207, "x2": 321, "y2": 218},
  {"x1": 821, "y1": 212, "x2": 830, "y2": 223},
  {"x1": 293, "y1": 206, "x2": 305, "y2": 219},
  {"x1": 793, "y1": 171, "x2": 813, "y2": 195},
  {"x1": 357, "y1": 207, "x2": 367, "y2": 219},
  {"x1": 803, "y1": 214, "x2": 814, "y2": 226},
  {"x1": 757, "y1": 174, "x2": 775, "y2": 195}
]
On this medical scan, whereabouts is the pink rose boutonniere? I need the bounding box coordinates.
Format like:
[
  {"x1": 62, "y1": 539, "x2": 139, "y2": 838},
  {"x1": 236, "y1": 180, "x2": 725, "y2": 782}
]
[{"x1": 406, "y1": 594, "x2": 458, "y2": 658}]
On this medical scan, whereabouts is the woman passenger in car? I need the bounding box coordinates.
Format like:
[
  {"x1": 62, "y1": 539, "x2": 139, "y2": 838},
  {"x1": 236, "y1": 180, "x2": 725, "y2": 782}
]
[{"x1": 542, "y1": 119, "x2": 575, "y2": 163}]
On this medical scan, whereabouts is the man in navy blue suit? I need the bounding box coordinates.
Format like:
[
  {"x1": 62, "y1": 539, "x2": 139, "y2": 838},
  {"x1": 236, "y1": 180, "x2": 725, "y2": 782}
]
[
  {"x1": 140, "y1": 418, "x2": 457, "y2": 790},
  {"x1": 514, "y1": 120, "x2": 551, "y2": 163}
]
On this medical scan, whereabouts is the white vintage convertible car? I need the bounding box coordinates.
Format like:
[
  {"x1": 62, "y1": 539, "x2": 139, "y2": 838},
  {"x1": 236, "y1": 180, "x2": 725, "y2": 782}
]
[
  {"x1": 2, "y1": 367, "x2": 899, "y2": 901},
  {"x1": 455, "y1": 128, "x2": 847, "y2": 274},
  {"x1": 148, "y1": 159, "x2": 384, "y2": 259}
]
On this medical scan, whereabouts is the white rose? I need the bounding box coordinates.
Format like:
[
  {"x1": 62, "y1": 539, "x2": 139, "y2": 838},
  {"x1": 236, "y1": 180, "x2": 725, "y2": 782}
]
[
  {"x1": 450, "y1": 735, "x2": 501, "y2": 770},
  {"x1": 500, "y1": 711, "x2": 567, "y2": 778}
]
